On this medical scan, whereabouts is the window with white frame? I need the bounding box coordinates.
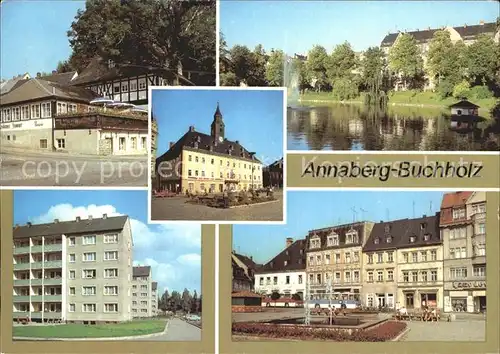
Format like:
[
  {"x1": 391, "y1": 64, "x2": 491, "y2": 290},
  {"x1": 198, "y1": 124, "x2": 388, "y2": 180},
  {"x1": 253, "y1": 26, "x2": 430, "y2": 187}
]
[
  {"x1": 56, "y1": 138, "x2": 66, "y2": 149},
  {"x1": 82, "y1": 286, "x2": 96, "y2": 296},
  {"x1": 69, "y1": 254, "x2": 76, "y2": 262},
  {"x1": 450, "y1": 267, "x2": 467, "y2": 279},
  {"x1": 387, "y1": 269, "x2": 394, "y2": 281},
  {"x1": 69, "y1": 270, "x2": 75, "y2": 279},
  {"x1": 57, "y1": 102, "x2": 68, "y2": 115},
  {"x1": 104, "y1": 268, "x2": 118, "y2": 278},
  {"x1": 345, "y1": 252, "x2": 351, "y2": 263},
  {"x1": 82, "y1": 304, "x2": 96, "y2": 312},
  {"x1": 377, "y1": 270, "x2": 383, "y2": 282},
  {"x1": 104, "y1": 286, "x2": 118, "y2": 295},
  {"x1": 473, "y1": 265, "x2": 486, "y2": 277},
  {"x1": 346, "y1": 230, "x2": 359, "y2": 244},
  {"x1": 68, "y1": 104, "x2": 77, "y2": 113},
  {"x1": 69, "y1": 287, "x2": 76, "y2": 295},
  {"x1": 353, "y1": 270, "x2": 360, "y2": 282},
  {"x1": 138, "y1": 78, "x2": 146, "y2": 90},
  {"x1": 21, "y1": 106, "x2": 29, "y2": 120},
  {"x1": 104, "y1": 234, "x2": 118, "y2": 243},
  {"x1": 452, "y1": 208, "x2": 465, "y2": 220},
  {"x1": 69, "y1": 237, "x2": 75, "y2": 246},
  {"x1": 82, "y1": 269, "x2": 96, "y2": 279},
  {"x1": 327, "y1": 233, "x2": 339, "y2": 246},
  {"x1": 368, "y1": 271, "x2": 374, "y2": 282},
  {"x1": 83, "y1": 235, "x2": 96, "y2": 245},
  {"x1": 119, "y1": 137, "x2": 126, "y2": 150},
  {"x1": 69, "y1": 303, "x2": 76, "y2": 312},
  {"x1": 83, "y1": 252, "x2": 96, "y2": 262},
  {"x1": 345, "y1": 271, "x2": 351, "y2": 283},
  {"x1": 104, "y1": 251, "x2": 118, "y2": 260}
]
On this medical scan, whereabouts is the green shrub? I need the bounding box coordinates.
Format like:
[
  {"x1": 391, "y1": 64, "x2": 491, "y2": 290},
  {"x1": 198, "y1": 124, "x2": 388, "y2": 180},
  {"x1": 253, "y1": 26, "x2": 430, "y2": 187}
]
[
  {"x1": 437, "y1": 80, "x2": 454, "y2": 99},
  {"x1": 332, "y1": 78, "x2": 359, "y2": 101},
  {"x1": 452, "y1": 80, "x2": 471, "y2": 99},
  {"x1": 470, "y1": 85, "x2": 494, "y2": 99}
]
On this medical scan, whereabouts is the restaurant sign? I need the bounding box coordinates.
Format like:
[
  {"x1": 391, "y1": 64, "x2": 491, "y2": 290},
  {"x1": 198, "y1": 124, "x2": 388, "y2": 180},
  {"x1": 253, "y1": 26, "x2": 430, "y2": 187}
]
[
  {"x1": 452, "y1": 281, "x2": 486, "y2": 290},
  {"x1": 0, "y1": 119, "x2": 52, "y2": 131}
]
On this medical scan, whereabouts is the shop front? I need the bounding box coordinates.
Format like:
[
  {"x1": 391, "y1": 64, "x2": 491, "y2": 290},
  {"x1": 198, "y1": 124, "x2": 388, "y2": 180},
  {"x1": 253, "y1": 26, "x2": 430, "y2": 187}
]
[
  {"x1": 443, "y1": 280, "x2": 486, "y2": 313},
  {"x1": 398, "y1": 287, "x2": 442, "y2": 310}
]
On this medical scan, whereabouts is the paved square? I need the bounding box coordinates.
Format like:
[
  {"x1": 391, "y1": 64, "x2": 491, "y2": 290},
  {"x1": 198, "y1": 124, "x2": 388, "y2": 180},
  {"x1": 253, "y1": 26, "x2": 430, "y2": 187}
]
[{"x1": 151, "y1": 191, "x2": 284, "y2": 221}]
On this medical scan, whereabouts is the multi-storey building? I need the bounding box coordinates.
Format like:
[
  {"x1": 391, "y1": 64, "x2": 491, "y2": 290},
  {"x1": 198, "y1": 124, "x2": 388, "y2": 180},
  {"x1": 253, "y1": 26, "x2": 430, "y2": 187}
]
[
  {"x1": 151, "y1": 281, "x2": 159, "y2": 316},
  {"x1": 395, "y1": 214, "x2": 443, "y2": 310},
  {"x1": 155, "y1": 103, "x2": 264, "y2": 193},
  {"x1": 262, "y1": 158, "x2": 284, "y2": 188},
  {"x1": 12, "y1": 214, "x2": 133, "y2": 324},
  {"x1": 232, "y1": 251, "x2": 260, "y2": 292},
  {"x1": 441, "y1": 191, "x2": 486, "y2": 313},
  {"x1": 362, "y1": 219, "x2": 402, "y2": 309},
  {"x1": 380, "y1": 21, "x2": 499, "y2": 90},
  {"x1": 305, "y1": 221, "x2": 374, "y2": 301},
  {"x1": 254, "y1": 238, "x2": 307, "y2": 299},
  {"x1": 151, "y1": 116, "x2": 159, "y2": 178},
  {"x1": 131, "y1": 266, "x2": 154, "y2": 318}
]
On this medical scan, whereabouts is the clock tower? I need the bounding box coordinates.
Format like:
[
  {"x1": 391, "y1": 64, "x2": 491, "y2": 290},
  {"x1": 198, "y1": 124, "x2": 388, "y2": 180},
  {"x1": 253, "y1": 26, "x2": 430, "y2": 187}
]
[{"x1": 211, "y1": 102, "x2": 225, "y2": 143}]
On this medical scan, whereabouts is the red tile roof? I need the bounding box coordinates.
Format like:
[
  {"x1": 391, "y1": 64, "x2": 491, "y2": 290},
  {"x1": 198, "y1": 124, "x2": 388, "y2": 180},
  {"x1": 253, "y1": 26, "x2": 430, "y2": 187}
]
[
  {"x1": 231, "y1": 291, "x2": 263, "y2": 298},
  {"x1": 440, "y1": 192, "x2": 473, "y2": 209}
]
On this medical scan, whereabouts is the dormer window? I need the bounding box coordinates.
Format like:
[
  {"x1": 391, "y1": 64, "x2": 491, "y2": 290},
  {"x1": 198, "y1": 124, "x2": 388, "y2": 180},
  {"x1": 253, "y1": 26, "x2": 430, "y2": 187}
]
[
  {"x1": 108, "y1": 59, "x2": 115, "y2": 69},
  {"x1": 194, "y1": 142, "x2": 198, "y2": 148},
  {"x1": 384, "y1": 225, "x2": 391, "y2": 233},
  {"x1": 452, "y1": 208, "x2": 465, "y2": 220},
  {"x1": 270, "y1": 262, "x2": 274, "y2": 268},
  {"x1": 284, "y1": 260, "x2": 288, "y2": 266},
  {"x1": 420, "y1": 223, "x2": 426, "y2": 230},
  {"x1": 310, "y1": 235, "x2": 321, "y2": 249},
  {"x1": 285, "y1": 250, "x2": 289, "y2": 256},
  {"x1": 386, "y1": 236, "x2": 392, "y2": 243},
  {"x1": 327, "y1": 232, "x2": 339, "y2": 246},
  {"x1": 409, "y1": 236, "x2": 416, "y2": 243},
  {"x1": 424, "y1": 234, "x2": 430, "y2": 241},
  {"x1": 346, "y1": 230, "x2": 359, "y2": 244},
  {"x1": 374, "y1": 238, "x2": 380, "y2": 244}
]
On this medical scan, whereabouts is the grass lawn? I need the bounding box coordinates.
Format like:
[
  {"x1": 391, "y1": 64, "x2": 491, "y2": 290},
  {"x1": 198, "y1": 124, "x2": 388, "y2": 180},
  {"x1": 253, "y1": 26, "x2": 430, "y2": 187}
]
[
  {"x1": 13, "y1": 319, "x2": 167, "y2": 338},
  {"x1": 300, "y1": 91, "x2": 498, "y2": 117}
]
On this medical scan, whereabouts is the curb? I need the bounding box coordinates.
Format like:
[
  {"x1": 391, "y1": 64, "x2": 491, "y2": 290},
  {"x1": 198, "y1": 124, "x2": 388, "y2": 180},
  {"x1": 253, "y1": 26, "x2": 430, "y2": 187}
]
[
  {"x1": 14, "y1": 319, "x2": 170, "y2": 341},
  {"x1": 391, "y1": 326, "x2": 411, "y2": 342},
  {"x1": 228, "y1": 199, "x2": 280, "y2": 209}
]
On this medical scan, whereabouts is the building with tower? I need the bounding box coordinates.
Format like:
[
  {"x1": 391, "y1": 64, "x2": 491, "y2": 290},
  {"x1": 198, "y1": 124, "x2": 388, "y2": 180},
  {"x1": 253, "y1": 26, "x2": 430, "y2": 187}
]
[{"x1": 154, "y1": 102, "x2": 264, "y2": 194}]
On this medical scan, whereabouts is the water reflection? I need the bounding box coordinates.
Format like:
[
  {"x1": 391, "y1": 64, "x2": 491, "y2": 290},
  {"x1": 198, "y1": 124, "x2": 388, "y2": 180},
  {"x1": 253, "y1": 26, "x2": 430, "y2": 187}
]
[{"x1": 287, "y1": 104, "x2": 500, "y2": 151}]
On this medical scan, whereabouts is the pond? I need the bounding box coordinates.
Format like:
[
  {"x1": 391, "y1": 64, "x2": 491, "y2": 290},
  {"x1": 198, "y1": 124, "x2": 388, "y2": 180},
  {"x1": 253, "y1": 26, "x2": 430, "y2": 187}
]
[{"x1": 287, "y1": 104, "x2": 500, "y2": 151}]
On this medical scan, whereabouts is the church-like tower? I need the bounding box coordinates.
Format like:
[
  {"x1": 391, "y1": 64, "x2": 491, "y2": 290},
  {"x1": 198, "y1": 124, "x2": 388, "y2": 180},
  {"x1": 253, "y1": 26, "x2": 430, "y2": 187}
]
[{"x1": 210, "y1": 102, "x2": 225, "y2": 143}]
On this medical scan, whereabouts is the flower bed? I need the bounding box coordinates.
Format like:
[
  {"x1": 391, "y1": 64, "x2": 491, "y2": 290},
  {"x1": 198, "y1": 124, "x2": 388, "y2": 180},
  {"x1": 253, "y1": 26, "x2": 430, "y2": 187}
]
[
  {"x1": 232, "y1": 321, "x2": 406, "y2": 341},
  {"x1": 186, "y1": 193, "x2": 276, "y2": 209}
]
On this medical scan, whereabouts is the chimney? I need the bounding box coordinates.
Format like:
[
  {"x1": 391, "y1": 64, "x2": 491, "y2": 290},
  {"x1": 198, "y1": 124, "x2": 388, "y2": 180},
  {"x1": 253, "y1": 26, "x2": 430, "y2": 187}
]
[
  {"x1": 423, "y1": 214, "x2": 427, "y2": 218},
  {"x1": 88, "y1": 215, "x2": 93, "y2": 220},
  {"x1": 103, "y1": 213, "x2": 107, "y2": 219},
  {"x1": 76, "y1": 216, "x2": 81, "y2": 222},
  {"x1": 36, "y1": 72, "x2": 41, "y2": 78},
  {"x1": 464, "y1": 24, "x2": 467, "y2": 28},
  {"x1": 52, "y1": 70, "x2": 57, "y2": 75},
  {"x1": 54, "y1": 219, "x2": 59, "y2": 223},
  {"x1": 286, "y1": 237, "x2": 293, "y2": 248},
  {"x1": 480, "y1": 20, "x2": 484, "y2": 25},
  {"x1": 250, "y1": 256, "x2": 253, "y2": 261},
  {"x1": 235, "y1": 140, "x2": 239, "y2": 144},
  {"x1": 169, "y1": 142, "x2": 175, "y2": 148},
  {"x1": 189, "y1": 126, "x2": 195, "y2": 132},
  {"x1": 52, "y1": 87, "x2": 56, "y2": 94},
  {"x1": 27, "y1": 222, "x2": 32, "y2": 227}
]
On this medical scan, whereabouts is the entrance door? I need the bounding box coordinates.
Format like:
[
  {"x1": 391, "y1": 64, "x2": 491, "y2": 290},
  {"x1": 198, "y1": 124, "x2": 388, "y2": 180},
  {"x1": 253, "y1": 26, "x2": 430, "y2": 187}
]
[
  {"x1": 405, "y1": 293, "x2": 414, "y2": 308},
  {"x1": 377, "y1": 294, "x2": 385, "y2": 307},
  {"x1": 188, "y1": 183, "x2": 194, "y2": 193}
]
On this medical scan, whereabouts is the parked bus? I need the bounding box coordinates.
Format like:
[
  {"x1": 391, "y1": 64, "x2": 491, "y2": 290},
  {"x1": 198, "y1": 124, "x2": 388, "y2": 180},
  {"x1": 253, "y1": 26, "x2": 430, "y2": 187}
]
[
  {"x1": 306, "y1": 299, "x2": 360, "y2": 310},
  {"x1": 262, "y1": 297, "x2": 304, "y2": 308}
]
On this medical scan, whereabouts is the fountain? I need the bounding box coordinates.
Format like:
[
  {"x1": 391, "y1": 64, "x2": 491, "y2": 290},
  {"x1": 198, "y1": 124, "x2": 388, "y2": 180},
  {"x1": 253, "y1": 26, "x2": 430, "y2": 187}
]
[{"x1": 283, "y1": 56, "x2": 301, "y2": 109}]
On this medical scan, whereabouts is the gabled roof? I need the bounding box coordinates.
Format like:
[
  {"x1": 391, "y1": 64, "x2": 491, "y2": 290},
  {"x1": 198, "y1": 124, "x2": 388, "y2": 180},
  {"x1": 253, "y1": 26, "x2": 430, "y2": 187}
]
[
  {"x1": 40, "y1": 71, "x2": 78, "y2": 85},
  {"x1": 0, "y1": 75, "x2": 30, "y2": 95},
  {"x1": 363, "y1": 214, "x2": 441, "y2": 252},
  {"x1": 13, "y1": 215, "x2": 128, "y2": 239},
  {"x1": 71, "y1": 57, "x2": 193, "y2": 86},
  {"x1": 266, "y1": 158, "x2": 283, "y2": 170},
  {"x1": 380, "y1": 22, "x2": 496, "y2": 47},
  {"x1": 156, "y1": 129, "x2": 261, "y2": 165},
  {"x1": 256, "y1": 239, "x2": 307, "y2": 274},
  {"x1": 449, "y1": 100, "x2": 480, "y2": 109},
  {"x1": 133, "y1": 266, "x2": 151, "y2": 277},
  {"x1": 233, "y1": 252, "x2": 259, "y2": 270},
  {"x1": 0, "y1": 78, "x2": 99, "y2": 106},
  {"x1": 440, "y1": 192, "x2": 473, "y2": 209}
]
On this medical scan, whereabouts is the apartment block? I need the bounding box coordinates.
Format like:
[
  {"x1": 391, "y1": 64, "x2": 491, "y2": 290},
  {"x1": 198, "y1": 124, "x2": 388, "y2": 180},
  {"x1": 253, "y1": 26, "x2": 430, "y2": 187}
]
[
  {"x1": 13, "y1": 214, "x2": 133, "y2": 324},
  {"x1": 305, "y1": 221, "x2": 374, "y2": 301},
  {"x1": 131, "y1": 266, "x2": 154, "y2": 318},
  {"x1": 151, "y1": 281, "x2": 159, "y2": 316},
  {"x1": 441, "y1": 192, "x2": 486, "y2": 313}
]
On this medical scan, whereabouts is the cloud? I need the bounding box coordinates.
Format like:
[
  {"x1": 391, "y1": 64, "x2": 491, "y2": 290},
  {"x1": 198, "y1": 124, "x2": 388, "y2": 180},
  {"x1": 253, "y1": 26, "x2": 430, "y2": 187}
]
[{"x1": 31, "y1": 203, "x2": 201, "y2": 294}]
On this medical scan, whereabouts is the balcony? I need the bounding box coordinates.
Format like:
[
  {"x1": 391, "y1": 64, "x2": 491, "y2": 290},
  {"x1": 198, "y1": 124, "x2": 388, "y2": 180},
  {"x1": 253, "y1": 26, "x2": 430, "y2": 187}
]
[
  {"x1": 44, "y1": 278, "x2": 63, "y2": 286},
  {"x1": 44, "y1": 244, "x2": 62, "y2": 252},
  {"x1": 13, "y1": 296, "x2": 30, "y2": 302},
  {"x1": 44, "y1": 260, "x2": 63, "y2": 269},
  {"x1": 44, "y1": 295, "x2": 62, "y2": 302},
  {"x1": 13, "y1": 263, "x2": 30, "y2": 271},
  {"x1": 31, "y1": 296, "x2": 43, "y2": 302},
  {"x1": 472, "y1": 212, "x2": 486, "y2": 221},
  {"x1": 30, "y1": 312, "x2": 43, "y2": 319},
  {"x1": 13, "y1": 279, "x2": 30, "y2": 286},
  {"x1": 30, "y1": 246, "x2": 43, "y2": 253},
  {"x1": 13, "y1": 246, "x2": 30, "y2": 255},
  {"x1": 44, "y1": 311, "x2": 62, "y2": 319},
  {"x1": 31, "y1": 279, "x2": 43, "y2": 286},
  {"x1": 13, "y1": 312, "x2": 29, "y2": 319}
]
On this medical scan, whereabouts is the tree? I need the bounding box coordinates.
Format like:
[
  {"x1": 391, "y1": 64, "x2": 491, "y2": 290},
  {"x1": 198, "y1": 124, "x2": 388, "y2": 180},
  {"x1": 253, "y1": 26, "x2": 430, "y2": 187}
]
[
  {"x1": 332, "y1": 77, "x2": 359, "y2": 101},
  {"x1": 199, "y1": 295, "x2": 202, "y2": 313},
  {"x1": 191, "y1": 290, "x2": 199, "y2": 314},
  {"x1": 169, "y1": 291, "x2": 182, "y2": 313},
  {"x1": 427, "y1": 30, "x2": 458, "y2": 85},
  {"x1": 265, "y1": 49, "x2": 285, "y2": 86},
  {"x1": 292, "y1": 58, "x2": 311, "y2": 93},
  {"x1": 67, "y1": 0, "x2": 216, "y2": 84},
  {"x1": 326, "y1": 41, "x2": 357, "y2": 84},
  {"x1": 452, "y1": 80, "x2": 471, "y2": 99},
  {"x1": 388, "y1": 33, "x2": 424, "y2": 89},
  {"x1": 181, "y1": 288, "x2": 192, "y2": 313},
  {"x1": 252, "y1": 45, "x2": 268, "y2": 86},
  {"x1": 56, "y1": 60, "x2": 74, "y2": 73},
  {"x1": 220, "y1": 72, "x2": 238, "y2": 86},
  {"x1": 466, "y1": 34, "x2": 498, "y2": 86},
  {"x1": 306, "y1": 45, "x2": 329, "y2": 91},
  {"x1": 159, "y1": 289, "x2": 170, "y2": 312},
  {"x1": 270, "y1": 291, "x2": 281, "y2": 308}
]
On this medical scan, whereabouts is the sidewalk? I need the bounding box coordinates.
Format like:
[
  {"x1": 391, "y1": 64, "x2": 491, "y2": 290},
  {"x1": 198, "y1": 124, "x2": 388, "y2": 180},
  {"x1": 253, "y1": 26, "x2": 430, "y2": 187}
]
[{"x1": 1, "y1": 145, "x2": 147, "y2": 160}]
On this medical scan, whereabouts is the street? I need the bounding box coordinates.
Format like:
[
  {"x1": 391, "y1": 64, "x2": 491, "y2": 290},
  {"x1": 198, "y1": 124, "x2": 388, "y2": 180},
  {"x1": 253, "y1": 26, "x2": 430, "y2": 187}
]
[
  {"x1": 0, "y1": 148, "x2": 148, "y2": 187},
  {"x1": 134, "y1": 318, "x2": 201, "y2": 341},
  {"x1": 151, "y1": 190, "x2": 284, "y2": 221}
]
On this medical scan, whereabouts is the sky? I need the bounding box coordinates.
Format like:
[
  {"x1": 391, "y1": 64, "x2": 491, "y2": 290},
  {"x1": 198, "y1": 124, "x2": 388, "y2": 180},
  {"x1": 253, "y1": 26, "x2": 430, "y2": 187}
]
[
  {"x1": 0, "y1": 0, "x2": 85, "y2": 80},
  {"x1": 152, "y1": 89, "x2": 284, "y2": 166},
  {"x1": 13, "y1": 190, "x2": 201, "y2": 295},
  {"x1": 233, "y1": 190, "x2": 447, "y2": 264},
  {"x1": 221, "y1": 0, "x2": 499, "y2": 54}
]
